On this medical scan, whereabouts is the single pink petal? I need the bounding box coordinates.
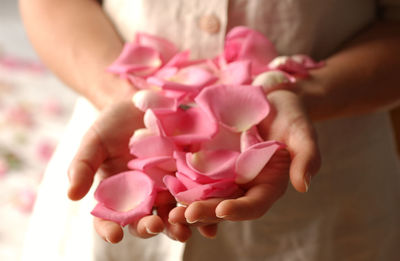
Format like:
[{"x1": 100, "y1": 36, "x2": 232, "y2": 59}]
[
  {"x1": 252, "y1": 70, "x2": 296, "y2": 94},
  {"x1": 163, "y1": 50, "x2": 191, "y2": 68},
  {"x1": 195, "y1": 84, "x2": 270, "y2": 132},
  {"x1": 147, "y1": 66, "x2": 217, "y2": 94},
  {"x1": 174, "y1": 151, "x2": 215, "y2": 183},
  {"x1": 107, "y1": 44, "x2": 162, "y2": 76},
  {"x1": 201, "y1": 124, "x2": 241, "y2": 151},
  {"x1": 129, "y1": 130, "x2": 175, "y2": 158},
  {"x1": 128, "y1": 156, "x2": 176, "y2": 191},
  {"x1": 143, "y1": 110, "x2": 165, "y2": 135},
  {"x1": 163, "y1": 175, "x2": 186, "y2": 196},
  {"x1": 235, "y1": 141, "x2": 286, "y2": 184},
  {"x1": 132, "y1": 89, "x2": 178, "y2": 112},
  {"x1": 127, "y1": 156, "x2": 176, "y2": 172},
  {"x1": 135, "y1": 33, "x2": 178, "y2": 63},
  {"x1": 240, "y1": 126, "x2": 263, "y2": 152},
  {"x1": 164, "y1": 175, "x2": 240, "y2": 205},
  {"x1": 127, "y1": 75, "x2": 153, "y2": 89},
  {"x1": 224, "y1": 26, "x2": 278, "y2": 75},
  {"x1": 151, "y1": 106, "x2": 218, "y2": 145},
  {"x1": 92, "y1": 171, "x2": 156, "y2": 226},
  {"x1": 186, "y1": 150, "x2": 239, "y2": 180},
  {"x1": 268, "y1": 56, "x2": 308, "y2": 76},
  {"x1": 219, "y1": 60, "x2": 252, "y2": 85}
]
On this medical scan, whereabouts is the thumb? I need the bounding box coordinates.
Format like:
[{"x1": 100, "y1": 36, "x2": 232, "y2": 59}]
[{"x1": 287, "y1": 120, "x2": 321, "y2": 192}]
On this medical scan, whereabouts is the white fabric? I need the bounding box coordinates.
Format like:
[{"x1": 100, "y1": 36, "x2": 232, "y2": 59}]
[{"x1": 23, "y1": 0, "x2": 400, "y2": 260}]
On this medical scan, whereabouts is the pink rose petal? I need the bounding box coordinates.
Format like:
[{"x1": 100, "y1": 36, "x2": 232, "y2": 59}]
[
  {"x1": 268, "y1": 55, "x2": 324, "y2": 77},
  {"x1": 107, "y1": 44, "x2": 162, "y2": 76},
  {"x1": 240, "y1": 126, "x2": 264, "y2": 152},
  {"x1": 150, "y1": 107, "x2": 218, "y2": 145},
  {"x1": 127, "y1": 156, "x2": 176, "y2": 172},
  {"x1": 135, "y1": 32, "x2": 178, "y2": 63},
  {"x1": 252, "y1": 70, "x2": 296, "y2": 94},
  {"x1": 224, "y1": 26, "x2": 278, "y2": 75},
  {"x1": 201, "y1": 124, "x2": 241, "y2": 152},
  {"x1": 186, "y1": 150, "x2": 239, "y2": 180},
  {"x1": 195, "y1": 84, "x2": 270, "y2": 132},
  {"x1": 129, "y1": 129, "x2": 175, "y2": 158},
  {"x1": 163, "y1": 175, "x2": 240, "y2": 205},
  {"x1": 147, "y1": 66, "x2": 217, "y2": 94},
  {"x1": 235, "y1": 141, "x2": 286, "y2": 184},
  {"x1": 219, "y1": 60, "x2": 252, "y2": 85},
  {"x1": 91, "y1": 171, "x2": 156, "y2": 226},
  {"x1": 132, "y1": 89, "x2": 178, "y2": 112}
]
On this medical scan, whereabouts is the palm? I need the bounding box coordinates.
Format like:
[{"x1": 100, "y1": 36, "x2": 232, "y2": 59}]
[{"x1": 91, "y1": 101, "x2": 144, "y2": 179}]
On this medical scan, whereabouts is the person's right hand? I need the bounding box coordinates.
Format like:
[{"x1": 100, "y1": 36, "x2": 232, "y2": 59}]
[{"x1": 67, "y1": 101, "x2": 192, "y2": 243}]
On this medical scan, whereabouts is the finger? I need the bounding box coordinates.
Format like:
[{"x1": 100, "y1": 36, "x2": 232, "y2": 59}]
[
  {"x1": 197, "y1": 224, "x2": 218, "y2": 239},
  {"x1": 215, "y1": 183, "x2": 281, "y2": 221},
  {"x1": 168, "y1": 206, "x2": 187, "y2": 225},
  {"x1": 128, "y1": 215, "x2": 164, "y2": 238},
  {"x1": 68, "y1": 128, "x2": 107, "y2": 201},
  {"x1": 93, "y1": 217, "x2": 123, "y2": 244},
  {"x1": 287, "y1": 121, "x2": 321, "y2": 193},
  {"x1": 158, "y1": 203, "x2": 192, "y2": 242},
  {"x1": 184, "y1": 198, "x2": 224, "y2": 224}
]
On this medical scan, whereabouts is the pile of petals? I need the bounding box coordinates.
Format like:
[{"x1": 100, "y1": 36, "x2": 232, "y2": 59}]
[{"x1": 91, "y1": 26, "x2": 324, "y2": 226}]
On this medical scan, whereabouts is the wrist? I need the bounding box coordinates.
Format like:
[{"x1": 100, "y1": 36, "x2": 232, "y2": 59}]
[{"x1": 87, "y1": 72, "x2": 136, "y2": 110}]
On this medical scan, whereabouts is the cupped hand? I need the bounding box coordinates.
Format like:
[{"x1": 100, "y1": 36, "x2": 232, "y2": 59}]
[
  {"x1": 168, "y1": 89, "x2": 321, "y2": 238},
  {"x1": 67, "y1": 101, "x2": 191, "y2": 243}
]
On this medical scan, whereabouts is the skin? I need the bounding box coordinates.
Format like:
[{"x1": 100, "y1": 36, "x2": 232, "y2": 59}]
[{"x1": 20, "y1": 0, "x2": 400, "y2": 243}]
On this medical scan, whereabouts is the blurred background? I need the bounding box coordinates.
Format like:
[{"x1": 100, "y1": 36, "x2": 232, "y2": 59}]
[{"x1": 0, "y1": 1, "x2": 77, "y2": 260}]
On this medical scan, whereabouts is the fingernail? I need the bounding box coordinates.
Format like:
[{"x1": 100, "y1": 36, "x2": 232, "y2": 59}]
[
  {"x1": 186, "y1": 218, "x2": 199, "y2": 224},
  {"x1": 146, "y1": 226, "x2": 159, "y2": 235},
  {"x1": 216, "y1": 214, "x2": 228, "y2": 219},
  {"x1": 105, "y1": 236, "x2": 112, "y2": 243},
  {"x1": 304, "y1": 173, "x2": 312, "y2": 192}
]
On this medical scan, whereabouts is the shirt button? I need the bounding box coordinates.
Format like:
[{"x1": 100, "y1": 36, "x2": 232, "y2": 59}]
[{"x1": 198, "y1": 14, "x2": 221, "y2": 35}]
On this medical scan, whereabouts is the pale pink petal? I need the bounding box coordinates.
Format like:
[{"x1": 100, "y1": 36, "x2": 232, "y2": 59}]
[
  {"x1": 127, "y1": 156, "x2": 176, "y2": 190},
  {"x1": 201, "y1": 124, "x2": 241, "y2": 151},
  {"x1": 186, "y1": 150, "x2": 240, "y2": 180},
  {"x1": 132, "y1": 89, "x2": 178, "y2": 112},
  {"x1": 240, "y1": 126, "x2": 263, "y2": 152},
  {"x1": 127, "y1": 75, "x2": 153, "y2": 89},
  {"x1": 174, "y1": 151, "x2": 215, "y2": 183},
  {"x1": 151, "y1": 106, "x2": 218, "y2": 145},
  {"x1": 224, "y1": 26, "x2": 278, "y2": 75},
  {"x1": 163, "y1": 50, "x2": 191, "y2": 68},
  {"x1": 135, "y1": 33, "x2": 178, "y2": 63},
  {"x1": 252, "y1": 70, "x2": 296, "y2": 94},
  {"x1": 143, "y1": 110, "x2": 164, "y2": 135},
  {"x1": 195, "y1": 84, "x2": 270, "y2": 132},
  {"x1": 147, "y1": 66, "x2": 217, "y2": 93},
  {"x1": 164, "y1": 175, "x2": 240, "y2": 205},
  {"x1": 235, "y1": 141, "x2": 286, "y2": 184},
  {"x1": 219, "y1": 60, "x2": 252, "y2": 85},
  {"x1": 127, "y1": 156, "x2": 176, "y2": 172},
  {"x1": 107, "y1": 44, "x2": 162, "y2": 76},
  {"x1": 91, "y1": 171, "x2": 156, "y2": 226},
  {"x1": 268, "y1": 56, "x2": 308, "y2": 76},
  {"x1": 129, "y1": 129, "x2": 175, "y2": 158}
]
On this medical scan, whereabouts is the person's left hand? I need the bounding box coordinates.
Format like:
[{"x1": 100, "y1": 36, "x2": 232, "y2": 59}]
[{"x1": 168, "y1": 89, "x2": 321, "y2": 238}]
